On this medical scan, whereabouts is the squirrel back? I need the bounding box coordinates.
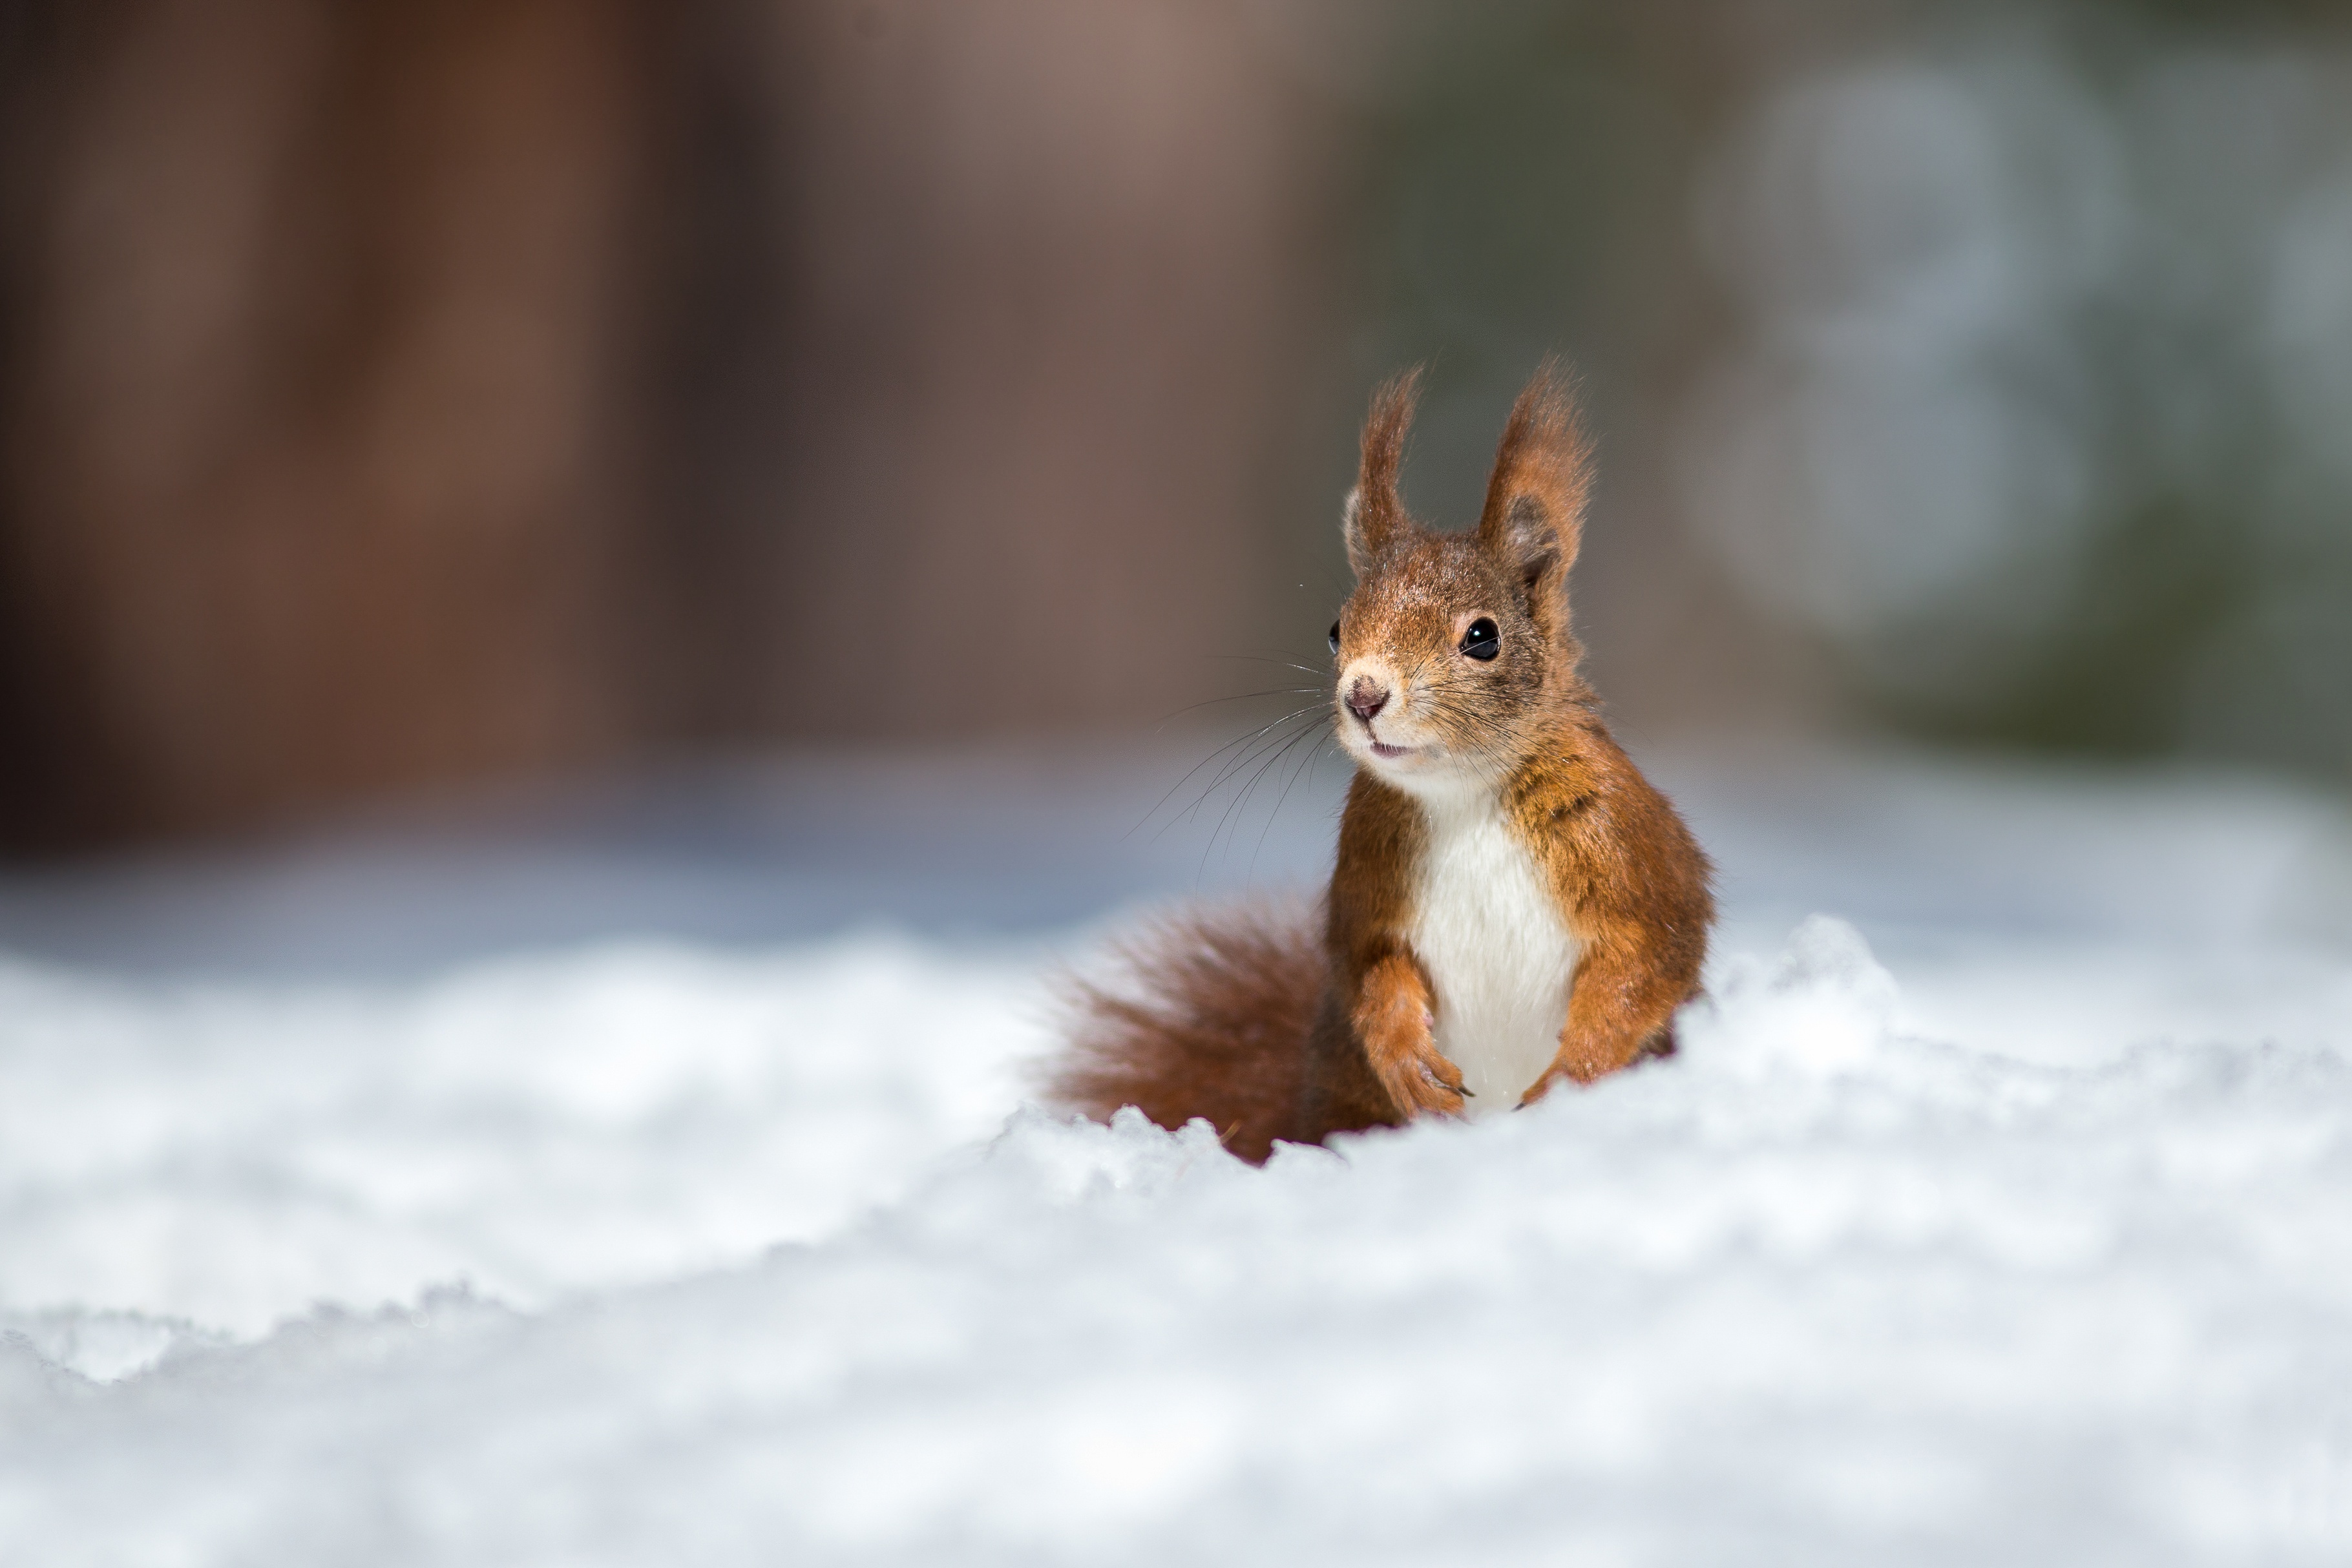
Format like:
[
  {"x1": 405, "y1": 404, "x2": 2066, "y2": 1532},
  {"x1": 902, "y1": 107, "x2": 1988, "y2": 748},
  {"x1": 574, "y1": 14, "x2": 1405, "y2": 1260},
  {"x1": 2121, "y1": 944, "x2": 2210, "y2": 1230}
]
[{"x1": 1047, "y1": 364, "x2": 1713, "y2": 1162}]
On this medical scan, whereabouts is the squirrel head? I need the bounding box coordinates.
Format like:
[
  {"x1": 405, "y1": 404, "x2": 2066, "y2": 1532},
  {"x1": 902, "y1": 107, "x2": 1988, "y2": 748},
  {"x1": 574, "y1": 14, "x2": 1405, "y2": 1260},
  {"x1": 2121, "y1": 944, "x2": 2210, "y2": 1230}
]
[{"x1": 1328, "y1": 363, "x2": 1593, "y2": 795}]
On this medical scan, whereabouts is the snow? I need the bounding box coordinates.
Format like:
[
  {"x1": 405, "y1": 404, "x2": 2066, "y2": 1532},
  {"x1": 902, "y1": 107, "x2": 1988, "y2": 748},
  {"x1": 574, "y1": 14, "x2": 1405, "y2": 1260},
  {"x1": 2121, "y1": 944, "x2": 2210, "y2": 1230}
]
[
  {"x1": 0, "y1": 937, "x2": 1027, "y2": 1340},
  {"x1": 4, "y1": 744, "x2": 2352, "y2": 1563}
]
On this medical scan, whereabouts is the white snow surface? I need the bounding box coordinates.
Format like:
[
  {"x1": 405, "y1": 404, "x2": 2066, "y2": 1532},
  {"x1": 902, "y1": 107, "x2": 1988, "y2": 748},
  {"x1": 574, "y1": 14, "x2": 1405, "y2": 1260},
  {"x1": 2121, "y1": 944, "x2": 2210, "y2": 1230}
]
[{"x1": 5, "y1": 746, "x2": 2352, "y2": 1563}]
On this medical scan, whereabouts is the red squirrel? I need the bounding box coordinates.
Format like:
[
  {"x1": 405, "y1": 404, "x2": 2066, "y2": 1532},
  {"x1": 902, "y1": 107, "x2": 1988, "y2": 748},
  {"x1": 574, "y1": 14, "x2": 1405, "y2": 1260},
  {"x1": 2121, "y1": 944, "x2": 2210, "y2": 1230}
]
[{"x1": 1049, "y1": 365, "x2": 1713, "y2": 1162}]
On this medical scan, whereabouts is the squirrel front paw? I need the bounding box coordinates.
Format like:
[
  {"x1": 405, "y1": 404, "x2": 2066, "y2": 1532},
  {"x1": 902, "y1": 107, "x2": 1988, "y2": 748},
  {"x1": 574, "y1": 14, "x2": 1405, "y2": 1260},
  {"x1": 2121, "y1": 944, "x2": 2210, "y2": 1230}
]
[
  {"x1": 1520, "y1": 1022, "x2": 1660, "y2": 1107},
  {"x1": 1517, "y1": 1067, "x2": 1570, "y2": 1109},
  {"x1": 1352, "y1": 954, "x2": 1467, "y2": 1120},
  {"x1": 1368, "y1": 1024, "x2": 1470, "y2": 1120}
]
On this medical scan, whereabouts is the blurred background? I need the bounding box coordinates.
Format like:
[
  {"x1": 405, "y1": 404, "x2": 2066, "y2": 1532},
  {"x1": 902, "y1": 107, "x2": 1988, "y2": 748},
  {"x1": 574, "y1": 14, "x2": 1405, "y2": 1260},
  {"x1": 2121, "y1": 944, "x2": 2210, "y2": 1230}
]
[{"x1": 3, "y1": 0, "x2": 2349, "y2": 863}]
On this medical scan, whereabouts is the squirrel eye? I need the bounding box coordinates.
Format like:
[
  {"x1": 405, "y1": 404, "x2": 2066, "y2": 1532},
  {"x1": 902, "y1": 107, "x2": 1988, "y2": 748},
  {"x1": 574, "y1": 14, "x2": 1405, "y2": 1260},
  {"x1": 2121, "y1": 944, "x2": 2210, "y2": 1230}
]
[
  {"x1": 1460, "y1": 617, "x2": 1500, "y2": 660},
  {"x1": 1328, "y1": 620, "x2": 1342, "y2": 654}
]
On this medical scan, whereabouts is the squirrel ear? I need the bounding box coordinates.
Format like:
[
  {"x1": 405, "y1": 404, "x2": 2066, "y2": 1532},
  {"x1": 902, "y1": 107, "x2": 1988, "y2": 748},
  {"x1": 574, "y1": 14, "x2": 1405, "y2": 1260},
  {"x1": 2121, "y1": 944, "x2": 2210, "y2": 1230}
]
[
  {"x1": 1345, "y1": 368, "x2": 1423, "y2": 576},
  {"x1": 1476, "y1": 361, "x2": 1591, "y2": 616}
]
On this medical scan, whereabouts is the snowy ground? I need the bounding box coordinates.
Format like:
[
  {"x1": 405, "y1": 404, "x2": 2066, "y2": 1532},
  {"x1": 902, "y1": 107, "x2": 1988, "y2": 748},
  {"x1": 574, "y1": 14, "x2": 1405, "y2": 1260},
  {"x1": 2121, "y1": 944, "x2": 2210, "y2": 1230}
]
[{"x1": 5, "y1": 742, "x2": 2352, "y2": 1563}]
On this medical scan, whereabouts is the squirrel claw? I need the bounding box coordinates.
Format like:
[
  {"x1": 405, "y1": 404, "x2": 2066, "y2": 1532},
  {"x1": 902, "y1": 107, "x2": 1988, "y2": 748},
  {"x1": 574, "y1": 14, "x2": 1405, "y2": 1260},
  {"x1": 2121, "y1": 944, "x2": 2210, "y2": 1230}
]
[{"x1": 1378, "y1": 1048, "x2": 1470, "y2": 1121}]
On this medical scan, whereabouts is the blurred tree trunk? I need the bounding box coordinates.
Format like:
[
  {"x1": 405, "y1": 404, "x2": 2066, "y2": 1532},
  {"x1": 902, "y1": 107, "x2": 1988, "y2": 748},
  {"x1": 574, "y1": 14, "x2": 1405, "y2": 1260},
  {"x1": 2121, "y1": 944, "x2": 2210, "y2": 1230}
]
[
  {"x1": 702, "y1": 0, "x2": 1332, "y2": 741},
  {"x1": 1, "y1": 0, "x2": 654, "y2": 848},
  {"x1": 0, "y1": 0, "x2": 1339, "y2": 852}
]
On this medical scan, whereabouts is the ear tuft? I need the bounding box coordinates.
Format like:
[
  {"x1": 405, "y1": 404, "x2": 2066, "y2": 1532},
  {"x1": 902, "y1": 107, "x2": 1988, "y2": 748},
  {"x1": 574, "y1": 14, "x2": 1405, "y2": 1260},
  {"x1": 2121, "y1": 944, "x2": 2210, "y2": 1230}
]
[
  {"x1": 1476, "y1": 360, "x2": 1591, "y2": 616},
  {"x1": 1344, "y1": 368, "x2": 1423, "y2": 576},
  {"x1": 1504, "y1": 496, "x2": 1558, "y2": 596}
]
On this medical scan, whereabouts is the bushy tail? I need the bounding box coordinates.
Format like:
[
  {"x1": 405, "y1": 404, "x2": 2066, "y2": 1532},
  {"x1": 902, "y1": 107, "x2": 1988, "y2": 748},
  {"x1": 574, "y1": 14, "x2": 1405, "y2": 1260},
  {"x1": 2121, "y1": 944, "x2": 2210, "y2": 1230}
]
[{"x1": 1044, "y1": 901, "x2": 1323, "y2": 1164}]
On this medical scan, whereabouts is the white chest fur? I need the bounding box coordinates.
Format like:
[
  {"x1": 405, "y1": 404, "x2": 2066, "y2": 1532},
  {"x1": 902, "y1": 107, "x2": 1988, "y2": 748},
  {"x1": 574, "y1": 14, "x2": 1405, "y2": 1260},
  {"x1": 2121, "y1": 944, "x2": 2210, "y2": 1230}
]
[{"x1": 1403, "y1": 786, "x2": 1582, "y2": 1114}]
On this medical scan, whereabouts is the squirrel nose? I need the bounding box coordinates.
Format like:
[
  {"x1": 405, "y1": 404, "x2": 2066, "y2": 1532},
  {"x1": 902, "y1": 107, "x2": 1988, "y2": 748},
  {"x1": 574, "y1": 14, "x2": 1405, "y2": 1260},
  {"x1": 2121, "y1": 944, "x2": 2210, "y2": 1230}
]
[{"x1": 1345, "y1": 677, "x2": 1389, "y2": 724}]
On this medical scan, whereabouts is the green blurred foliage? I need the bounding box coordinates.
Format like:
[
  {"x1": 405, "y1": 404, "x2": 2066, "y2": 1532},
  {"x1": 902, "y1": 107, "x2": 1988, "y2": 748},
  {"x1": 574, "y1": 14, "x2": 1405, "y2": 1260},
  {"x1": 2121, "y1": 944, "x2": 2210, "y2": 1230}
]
[{"x1": 1338, "y1": 0, "x2": 2352, "y2": 784}]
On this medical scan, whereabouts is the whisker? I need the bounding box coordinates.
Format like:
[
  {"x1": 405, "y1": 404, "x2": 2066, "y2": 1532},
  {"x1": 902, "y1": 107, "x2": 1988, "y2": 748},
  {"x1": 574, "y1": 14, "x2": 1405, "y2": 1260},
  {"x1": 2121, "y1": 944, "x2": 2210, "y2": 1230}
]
[
  {"x1": 1150, "y1": 705, "x2": 1328, "y2": 845},
  {"x1": 1128, "y1": 703, "x2": 1325, "y2": 842},
  {"x1": 1203, "y1": 715, "x2": 1325, "y2": 881},
  {"x1": 1189, "y1": 711, "x2": 1327, "y2": 831},
  {"x1": 1248, "y1": 724, "x2": 1338, "y2": 875},
  {"x1": 1152, "y1": 687, "x2": 1321, "y2": 729},
  {"x1": 1186, "y1": 705, "x2": 1327, "y2": 802},
  {"x1": 1209, "y1": 653, "x2": 1331, "y2": 680},
  {"x1": 1177, "y1": 718, "x2": 1316, "y2": 869}
]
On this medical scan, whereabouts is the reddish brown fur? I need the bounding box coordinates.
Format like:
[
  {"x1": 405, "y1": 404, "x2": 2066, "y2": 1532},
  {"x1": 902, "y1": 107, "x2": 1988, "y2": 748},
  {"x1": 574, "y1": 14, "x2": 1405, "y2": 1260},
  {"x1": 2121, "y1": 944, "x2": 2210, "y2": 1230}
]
[
  {"x1": 1047, "y1": 363, "x2": 1714, "y2": 1160},
  {"x1": 1052, "y1": 903, "x2": 1324, "y2": 1164}
]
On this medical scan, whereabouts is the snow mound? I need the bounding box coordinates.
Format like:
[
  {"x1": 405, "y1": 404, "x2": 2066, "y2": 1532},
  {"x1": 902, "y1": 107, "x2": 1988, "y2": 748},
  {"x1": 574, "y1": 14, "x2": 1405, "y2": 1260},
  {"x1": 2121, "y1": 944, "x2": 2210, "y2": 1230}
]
[
  {"x1": 0, "y1": 934, "x2": 1038, "y2": 1341},
  {"x1": 5, "y1": 916, "x2": 2352, "y2": 1562}
]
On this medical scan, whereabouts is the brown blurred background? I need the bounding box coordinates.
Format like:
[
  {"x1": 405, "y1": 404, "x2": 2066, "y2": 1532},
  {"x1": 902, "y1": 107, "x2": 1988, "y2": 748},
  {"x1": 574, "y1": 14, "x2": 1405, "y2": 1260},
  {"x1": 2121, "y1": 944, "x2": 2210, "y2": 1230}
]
[{"x1": 3, "y1": 0, "x2": 2349, "y2": 855}]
